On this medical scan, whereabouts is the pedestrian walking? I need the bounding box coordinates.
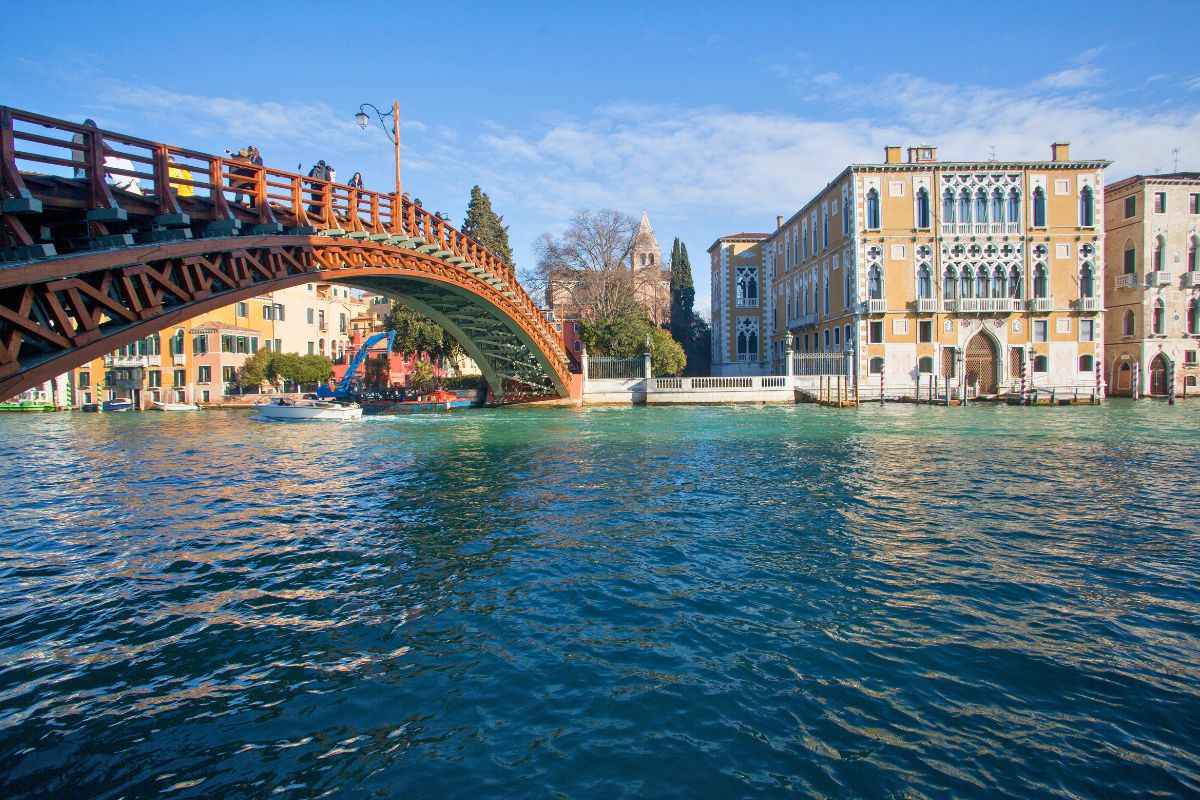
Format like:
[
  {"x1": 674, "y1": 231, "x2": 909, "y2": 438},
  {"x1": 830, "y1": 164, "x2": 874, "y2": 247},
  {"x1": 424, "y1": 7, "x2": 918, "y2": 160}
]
[{"x1": 307, "y1": 160, "x2": 329, "y2": 217}]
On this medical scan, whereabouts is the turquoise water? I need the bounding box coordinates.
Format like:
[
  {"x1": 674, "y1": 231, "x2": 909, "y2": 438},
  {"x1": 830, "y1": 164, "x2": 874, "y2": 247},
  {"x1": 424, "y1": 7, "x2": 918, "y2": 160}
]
[{"x1": 0, "y1": 402, "x2": 1198, "y2": 798}]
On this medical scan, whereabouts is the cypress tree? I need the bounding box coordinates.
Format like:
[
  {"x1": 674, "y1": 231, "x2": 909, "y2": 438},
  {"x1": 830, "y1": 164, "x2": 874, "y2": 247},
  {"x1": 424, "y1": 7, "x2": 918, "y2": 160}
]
[
  {"x1": 462, "y1": 185, "x2": 515, "y2": 267},
  {"x1": 668, "y1": 238, "x2": 710, "y2": 375}
]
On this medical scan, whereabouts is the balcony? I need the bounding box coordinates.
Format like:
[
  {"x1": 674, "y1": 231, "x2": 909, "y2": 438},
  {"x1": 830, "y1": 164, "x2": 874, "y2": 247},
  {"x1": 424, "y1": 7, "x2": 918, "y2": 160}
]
[
  {"x1": 942, "y1": 298, "x2": 1019, "y2": 314},
  {"x1": 736, "y1": 296, "x2": 759, "y2": 308},
  {"x1": 864, "y1": 298, "x2": 887, "y2": 314},
  {"x1": 1115, "y1": 274, "x2": 1137, "y2": 289},
  {"x1": 104, "y1": 355, "x2": 149, "y2": 367},
  {"x1": 914, "y1": 298, "x2": 938, "y2": 313},
  {"x1": 793, "y1": 312, "x2": 818, "y2": 328},
  {"x1": 1029, "y1": 298, "x2": 1054, "y2": 312},
  {"x1": 1148, "y1": 271, "x2": 1172, "y2": 287},
  {"x1": 1183, "y1": 272, "x2": 1200, "y2": 288},
  {"x1": 172, "y1": 353, "x2": 186, "y2": 366},
  {"x1": 939, "y1": 222, "x2": 1020, "y2": 237},
  {"x1": 1073, "y1": 297, "x2": 1102, "y2": 312}
]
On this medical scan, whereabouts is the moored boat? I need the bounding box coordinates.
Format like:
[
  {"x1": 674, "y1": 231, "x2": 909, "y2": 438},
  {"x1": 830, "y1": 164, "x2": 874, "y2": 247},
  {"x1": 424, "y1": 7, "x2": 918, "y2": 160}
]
[
  {"x1": 381, "y1": 389, "x2": 474, "y2": 414},
  {"x1": 254, "y1": 398, "x2": 363, "y2": 421},
  {"x1": 0, "y1": 399, "x2": 57, "y2": 412},
  {"x1": 101, "y1": 399, "x2": 134, "y2": 412},
  {"x1": 152, "y1": 401, "x2": 202, "y2": 411}
]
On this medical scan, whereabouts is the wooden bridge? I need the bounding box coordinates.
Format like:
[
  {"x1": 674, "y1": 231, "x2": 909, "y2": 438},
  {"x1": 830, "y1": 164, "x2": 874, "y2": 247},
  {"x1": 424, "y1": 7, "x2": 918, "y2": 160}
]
[{"x1": 0, "y1": 106, "x2": 577, "y2": 402}]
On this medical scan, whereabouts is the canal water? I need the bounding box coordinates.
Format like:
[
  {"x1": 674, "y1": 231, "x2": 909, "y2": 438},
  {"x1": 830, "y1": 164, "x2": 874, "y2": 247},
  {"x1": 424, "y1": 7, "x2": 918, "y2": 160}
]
[{"x1": 0, "y1": 402, "x2": 1197, "y2": 798}]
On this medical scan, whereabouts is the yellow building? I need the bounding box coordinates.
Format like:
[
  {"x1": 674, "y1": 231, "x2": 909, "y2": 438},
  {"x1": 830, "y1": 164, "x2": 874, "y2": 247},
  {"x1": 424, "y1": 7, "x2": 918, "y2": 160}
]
[
  {"x1": 707, "y1": 233, "x2": 769, "y2": 373},
  {"x1": 1102, "y1": 173, "x2": 1200, "y2": 396},
  {"x1": 714, "y1": 142, "x2": 1110, "y2": 397}
]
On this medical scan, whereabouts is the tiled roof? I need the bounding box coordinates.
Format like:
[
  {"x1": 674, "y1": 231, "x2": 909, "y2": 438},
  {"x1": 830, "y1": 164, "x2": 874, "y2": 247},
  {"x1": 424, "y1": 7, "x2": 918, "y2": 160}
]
[{"x1": 188, "y1": 320, "x2": 261, "y2": 335}]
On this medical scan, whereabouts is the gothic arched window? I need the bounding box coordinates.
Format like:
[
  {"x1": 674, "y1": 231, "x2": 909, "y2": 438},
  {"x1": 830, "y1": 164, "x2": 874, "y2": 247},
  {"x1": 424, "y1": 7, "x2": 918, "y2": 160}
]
[
  {"x1": 1187, "y1": 300, "x2": 1199, "y2": 335},
  {"x1": 1080, "y1": 185, "x2": 1095, "y2": 227},
  {"x1": 1189, "y1": 236, "x2": 1198, "y2": 272},
  {"x1": 868, "y1": 266, "x2": 883, "y2": 299},
  {"x1": 961, "y1": 266, "x2": 973, "y2": 299},
  {"x1": 1033, "y1": 264, "x2": 1048, "y2": 298},
  {"x1": 866, "y1": 189, "x2": 881, "y2": 229},
  {"x1": 917, "y1": 266, "x2": 932, "y2": 299},
  {"x1": 975, "y1": 189, "x2": 988, "y2": 223},
  {"x1": 959, "y1": 188, "x2": 972, "y2": 223},
  {"x1": 1033, "y1": 187, "x2": 1047, "y2": 227},
  {"x1": 992, "y1": 266, "x2": 1006, "y2": 298},
  {"x1": 991, "y1": 189, "x2": 1004, "y2": 223},
  {"x1": 943, "y1": 189, "x2": 956, "y2": 223},
  {"x1": 1123, "y1": 309, "x2": 1135, "y2": 336},
  {"x1": 1153, "y1": 235, "x2": 1166, "y2": 270},
  {"x1": 1007, "y1": 188, "x2": 1021, "y2": 223},
  {"x1": 944, "y1": 268, "x2": 957, "y2": 299},
  {"x1": 1152, "y1": 300, "x2": 1165, "y2": 334},
  {"x1": 1080, "y1": 263, "x2": 1095, "y2": 298},
  {"x1": 1124, "y1": 241, "x2": 1137, "y2": 275},
  {"x1": 1009, "y1": 266, "x2": 1022, "y2": 298},
  {"x1": 170, "y1": 328, "x2": 185, "y2": 356},
  {"x1": 975, "y1": 266, "x2": 988, "y2": 298},
  {"x1": 1079, "y1": 355, "x2": 1094, "y2": 372},
  {"x1": 916, "y1": 187, "x2": 930, "y2": 228}
]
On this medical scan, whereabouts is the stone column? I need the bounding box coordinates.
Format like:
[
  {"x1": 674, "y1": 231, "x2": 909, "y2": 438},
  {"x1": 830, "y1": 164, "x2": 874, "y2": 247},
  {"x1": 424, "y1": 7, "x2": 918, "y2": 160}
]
[
  {"x1": 643, "y1": 334, "x2": 652, "y2": 383},
  {"x1": 785, "y1": 338, "x2": 795, "y2": 378},
  {"x1": 580, "y1": 341, "x2": 589, "y2": 395}
]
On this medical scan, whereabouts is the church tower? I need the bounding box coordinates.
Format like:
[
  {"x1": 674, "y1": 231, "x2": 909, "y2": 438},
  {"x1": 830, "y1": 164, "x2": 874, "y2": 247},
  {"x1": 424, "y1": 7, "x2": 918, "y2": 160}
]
[{"x1": 629, "y1": 211, "x2": 671, "y2": 325}]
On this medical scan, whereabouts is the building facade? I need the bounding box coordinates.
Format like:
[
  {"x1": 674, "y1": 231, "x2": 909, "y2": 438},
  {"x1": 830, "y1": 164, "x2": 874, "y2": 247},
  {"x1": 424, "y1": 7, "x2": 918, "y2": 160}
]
[
  {"x1": 1102, "y1": 173, "x2": 1200, "y2": 396},
  {"x1": 714, "y1": 143, "x2": 1110, "y2": 396},
  {"x1": 708, "y1": 233, "x2": 769, "y2": 375}
]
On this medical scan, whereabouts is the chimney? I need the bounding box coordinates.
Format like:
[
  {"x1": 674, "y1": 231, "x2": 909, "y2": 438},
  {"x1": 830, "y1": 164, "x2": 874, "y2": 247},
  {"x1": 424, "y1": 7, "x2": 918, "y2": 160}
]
[
  {"x1": 776, "y1": 215, "x2": 784, "y2": 229},
  {"x1": 884, "y1": 145, "x2": 902, "y2": 164},
  {"x1": 1051, "y1": 141, "x2": 1070, "y2": 162}
]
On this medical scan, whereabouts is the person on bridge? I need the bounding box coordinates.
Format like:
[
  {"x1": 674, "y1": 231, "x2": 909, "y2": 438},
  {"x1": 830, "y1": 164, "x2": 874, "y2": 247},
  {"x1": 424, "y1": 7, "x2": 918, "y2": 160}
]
[
  {"x1": 348, "y1": 172, "x2": 364, "y2": 189},
  {"x1": 246, "y1": 146, "x2": 263, "y2": 209},
  {"x1": 71, "y1": 119, "x2": 98, "y2": 179},
  {"x1": 167, "y1": 156, "x2": 194, "y2": 197},
  {"x1": 228, "y1": 148, "x2": 254, "y2": 206},
  {"x1": 307, "y1": 160, "x2": 330, "y2": 217}
]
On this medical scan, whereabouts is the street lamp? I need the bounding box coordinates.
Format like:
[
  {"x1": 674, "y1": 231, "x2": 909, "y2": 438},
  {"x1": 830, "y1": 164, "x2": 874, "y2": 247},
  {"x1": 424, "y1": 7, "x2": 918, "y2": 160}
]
[{"x1": 354, "y1": 101, "x2": 402, "y2": 208}]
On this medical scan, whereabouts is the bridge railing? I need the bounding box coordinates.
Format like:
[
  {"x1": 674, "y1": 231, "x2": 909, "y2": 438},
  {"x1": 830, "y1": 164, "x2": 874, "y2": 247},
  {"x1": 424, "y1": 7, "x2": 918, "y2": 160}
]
[{"x1": 1, "y1": 104, "x2": 571, "y2": 387}]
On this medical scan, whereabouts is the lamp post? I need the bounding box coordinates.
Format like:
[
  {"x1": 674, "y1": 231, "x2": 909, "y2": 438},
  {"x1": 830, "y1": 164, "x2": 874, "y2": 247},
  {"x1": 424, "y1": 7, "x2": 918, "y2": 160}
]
[{"x1": 354, "y1": 101, "x2": 401, "y2": 206}]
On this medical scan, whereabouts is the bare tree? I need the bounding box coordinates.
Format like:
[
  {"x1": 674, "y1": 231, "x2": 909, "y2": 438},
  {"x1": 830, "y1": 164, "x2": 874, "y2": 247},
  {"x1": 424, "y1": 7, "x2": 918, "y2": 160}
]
[{"x1": 533, "y1": 209, "x2": 658, "y2": 321}]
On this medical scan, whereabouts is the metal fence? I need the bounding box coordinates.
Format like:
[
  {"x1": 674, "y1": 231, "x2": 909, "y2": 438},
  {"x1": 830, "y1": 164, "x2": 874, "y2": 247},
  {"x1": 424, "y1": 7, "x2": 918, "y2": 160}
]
[
  {"x1": 587, "y1": 356, "x2": 644, "y2": 381},
  {"x1": 792, "y1": 353, "x2": 851, "y2": 376}
]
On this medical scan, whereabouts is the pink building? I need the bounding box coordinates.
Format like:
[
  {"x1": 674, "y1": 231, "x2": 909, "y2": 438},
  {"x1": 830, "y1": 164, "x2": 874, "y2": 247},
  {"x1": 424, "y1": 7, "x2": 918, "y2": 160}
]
[{"x1": 189, "y1": 320, "x2": 262, "y2": 402}]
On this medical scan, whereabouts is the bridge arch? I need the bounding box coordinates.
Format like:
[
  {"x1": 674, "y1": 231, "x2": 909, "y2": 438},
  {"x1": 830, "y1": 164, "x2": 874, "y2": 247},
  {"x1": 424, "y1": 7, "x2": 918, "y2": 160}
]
[{"x1": 0, "y1": 106, "x2": 576, "y2": 402}]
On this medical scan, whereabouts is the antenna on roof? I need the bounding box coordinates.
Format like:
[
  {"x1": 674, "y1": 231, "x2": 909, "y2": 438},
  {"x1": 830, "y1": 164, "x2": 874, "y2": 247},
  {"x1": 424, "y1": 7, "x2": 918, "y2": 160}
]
[
  {"x1": 989, "y1": 145, "x2": 997, "y2": 162},
  {"x1": 1171, "y1": 147, "x2": 1180, "y2": 172}
]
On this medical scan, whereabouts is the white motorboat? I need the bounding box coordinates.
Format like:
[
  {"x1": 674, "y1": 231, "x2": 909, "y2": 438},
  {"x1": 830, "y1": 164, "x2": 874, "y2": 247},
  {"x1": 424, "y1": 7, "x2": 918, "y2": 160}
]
[
  {"x1": 152, "y1": 401, "x2": 202, "y2": 411},
  {"x1": 254, "y1": 398, "x2": 363, "y2": 421}
]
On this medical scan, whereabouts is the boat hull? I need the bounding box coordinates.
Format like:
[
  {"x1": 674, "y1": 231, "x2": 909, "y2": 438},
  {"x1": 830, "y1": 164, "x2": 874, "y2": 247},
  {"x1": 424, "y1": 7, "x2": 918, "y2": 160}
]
[
  {"x1": 152, "y1": 402, "x2": 202, "y2": 412},
  {"x1": 101, "y1": 400, "x2": 134, "y2": 412},
  {"x1": 254, "y1": 401, "x2": 363, "y2": 421}
]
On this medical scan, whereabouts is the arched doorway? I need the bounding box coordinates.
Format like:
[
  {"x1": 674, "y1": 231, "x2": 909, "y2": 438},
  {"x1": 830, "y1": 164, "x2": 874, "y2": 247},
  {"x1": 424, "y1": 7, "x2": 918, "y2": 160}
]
[
  {"x1": 964, "y1": 332, "x2": 998, "y2": 394},
  {"x1": 1149, "y1": 353, "x2": 1170, "y2": 395}
]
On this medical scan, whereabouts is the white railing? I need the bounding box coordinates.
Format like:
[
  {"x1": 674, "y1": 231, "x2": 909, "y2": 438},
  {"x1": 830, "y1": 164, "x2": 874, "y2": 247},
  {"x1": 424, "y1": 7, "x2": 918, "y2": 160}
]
[
  {"x1": 944, "y1": 298, "x2": 1018, "y2": 313},
  {"x1": 761, "y1": 376, "x2": 787, "y2": 388},
  {"x1": 586, "y1": 356, "x2": 643, "y2": 380},
  {"x1": 1029, "y1": 298, "x2": 1054, "y2": 312},
  {"x1": 940, "y1": 222, "x2": 1019, "y2": 236},
  {"x1": 736, "y1": 296, "x2": 758, "y2": 308},
  {"x1": 794, "y1": 312, "x2": 818, "y2": 327},
  {"x1": 172, "y1": 353, "x2": 186, "y2": 366},
  {"x1": 654, "y1": 377, "x2": 682, "y2": 389},
  {"x1": 1183, "y1": 272, "x2": 1200, "y2": 288},
  {"x1": 1148, "y1": 271, "x2": 1172, "y2": 287},
  {"x1": 1115, "y1": 274, "x2": 1137, "y2": 289},
  {"x1": 865, "y1": 298, "x2": 887, "y2": 313},
  {"x1": 793, "y1": 353, "x2": 850, "y2": 376},
  {"x1": 104, "y1": 355, "x2": 149, "y2": 367},
  {"x1": 914, "y1": 298, "x2": 937, "y2": 313},
  {"x1": 148, "y1": 355, "x2": 161, "y2": 366},
  {"x1": 691, "y1": 376, "x2": 753, "y2": 389},
  {"x1": 646, "y1": 376, "x2": 793, "y2": 392},
  {"x1": 1073, "y1": 297, "x2": 1102, "y2": 312}
]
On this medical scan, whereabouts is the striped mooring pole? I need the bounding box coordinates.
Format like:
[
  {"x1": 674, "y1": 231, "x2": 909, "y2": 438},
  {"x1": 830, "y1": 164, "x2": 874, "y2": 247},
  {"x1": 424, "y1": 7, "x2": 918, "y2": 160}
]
[
  {"x1": 1095, "y1": 356, "x2": 1104, "y2": 403},
  {"x1": 1168, "y1": 359, "x2": 1176, "y2": 405},
  {"x1": 879, "y1": 357, "x2": 885, "y2": 403}
]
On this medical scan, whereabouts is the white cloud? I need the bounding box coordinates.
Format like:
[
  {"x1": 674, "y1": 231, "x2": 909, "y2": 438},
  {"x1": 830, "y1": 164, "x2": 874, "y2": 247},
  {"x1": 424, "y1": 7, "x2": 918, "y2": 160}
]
[{"x1": 1034, "y1": 65, "x2": 1103, "y2": 90}]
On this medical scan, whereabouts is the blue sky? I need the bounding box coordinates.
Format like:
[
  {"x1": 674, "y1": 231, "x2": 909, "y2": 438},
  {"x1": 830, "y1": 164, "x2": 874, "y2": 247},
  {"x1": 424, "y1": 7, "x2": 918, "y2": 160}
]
[{"x1": 3, "y1": 0, "x2": 1198, "y2": 315}]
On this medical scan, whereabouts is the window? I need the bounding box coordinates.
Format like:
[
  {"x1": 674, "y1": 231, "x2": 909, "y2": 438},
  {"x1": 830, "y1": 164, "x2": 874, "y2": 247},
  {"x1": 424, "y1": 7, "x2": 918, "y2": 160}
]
[
  {"x1": 1032, "y1": 186, "x2": 1046, "y2": 227},
  {"x1": 918, "y1": 320, "x2": 933, "y2": 343},
  {"x1": 1033, "y1": 265, "x2": 1048, "y2": 299},
  {"x1": 275, "y1": 304, "x2": 285, "y2": 321},
  {"x1": 975, "y1": 189, "x2": 987, "y2": 223},
  {"x1": 1033, "y1": 355, "x2": 1048, "y2": 373},
  {"x1": 865, "y1": 189, "x2": 880, "y2": 229},
  {"x1": 573, "y1": 340, "x2": 581, "y2": 352},
  {"x1": 736, "y1": 267, "x2": 758, "y2": 307},
  {"x1": 197, "y1": 365, "x2": 211, "y2": 383},
  {"x1": 1123, "y1": 310, "x2": 1136, "y2": 336},
  {"x1": 1124, "y1": 244, "x2": 1137, "y2": 275},
  {"x1": 306, "y1": 308, "x2": 314, "y2": 324},
  {"x1": 1154, "y1": 192, "x2": 1166, "y2": 213},
  {"x1": 1079, "y1": 186, "x2": 1094, "y2": 227},
  {"x1": 869, "y1": 357, "x2": 884, "y2": 374},
  {"x1": 192, "y1": 335, "x2": 208, "y2": 355},
  {"x1": 842, "y1": 196, "x2": 850, "y2": 232},
  {"x1": 942, "y1": 189, "x2": 955, "y2": 223},
  {"x1": 308, "y1": 342, "x2": 315, "y2": 355},
  {"x1": 833, "y1": 326, "x2": 841, "y2": 351},
  {"x1": 1124, "y1": 196, "x2": 1137, "y2": 218},
  {"x1": 1186, "y1": 350, "x2": 1198, "y2": 365},
  {"x1": 868, "y1": 266, "x2": 883, "y2": 299},
  {"x1": 1033, "y1": 319, "x2": 1048, "y2": 342},
  {"x1": 1189, "y1": 301, "x2": 1199, "y2": 335},
  {"x1": 844, "y1": 324, "x2": 852, "y2": 349},
  {"x1": 959, "y1": 188, "x2": 972, "y2": 223},
  {"x1": 146, "y1": 370, "x2": 160, "y2": 387},
  {"x1": 1153, "y1": 235, "x2": 1166, "y2": 271},
  {"x1": 802, "y1": 229, "x2": 808, "y2": 260},
  {"x1": 274, "y1": 339, "x2": 282, "y2": 352},
  {"x1": 1080, "y1": 264, "x2": 1095, "y2": 298},
  {"x1": 1009, "y1": 266, "x2": 1022, "y2": 298},
  {"x1": 991, "y1": 188, "x2": 1004, "y2": 224},
  {"x1": 169, "y1": 328, "x2": 184, "y2": 355},
  {"x1": 1080, "y1": 319, "x2": 1095, "y2": 342},
  {"x1": 1079, "y1": 355, "x2": 1094, "y2": 372},
  {"x1": 340, "y1": 313, "x2": 347, "y2": 333},
  {"x1": 943, "y1": 268, "x2": 957, "y2": 299},
  {"x1": 222, "y1": 366, "x2": 236, "y2": 382},
  {"x1": 1152, "y1": 300, "x2": 1165, "y2": 334},
  {"x1": 221, "y1": 334, "x2": 234, "y2": 353},
  {"x1": 173, "y1": 369, "x2": 185, "y2": 386},
  {"x1": 918, "y1": 356, "x2": 933, "y2": 373},
  {"x1": 236, "y1": 301, "x2": 248, "y2": 317},
  {"x1": 736, "y1": 317, "x2": 759, "y2": 361},
  {"x1": 992, "y1": 266, "x2": 1006, "y2": 298},
  {"x1": 318, "y1": 310, "x2": 325, "y2": 329},
  {"x1": 263, "y1": 305, "x2": 274, "y2": 320},
  {"x1": 823, "y1": 282, "x2": 830, "y2": 315},
  {"x1": 915, "y1": 187, "x2": 930, "y2": 228},
  {"x1": 1189, "y1": 237, "x2": 1198, "y2": 272},
  {"x1": 868, "y1": 321, "x2": 884, "y2": 343},
  {"x1": 78, "y1": 371, "x2": 90, "y2": 388},
  {"x1": 1007, "y1": 188, "x2": 1020, "y2": 223},
  {"x1": 917, "y1": 266, "x2": 931, "y2": 299},
  {"x1": 1191, "y1": 194, "x2": 1199, "y2": 214},
  {"x1": 822, "y1": 212, "x2": 829, "y2": 249},
  {"x1": 823, "y1": 329, "x2": 830, "y2": 352}
]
